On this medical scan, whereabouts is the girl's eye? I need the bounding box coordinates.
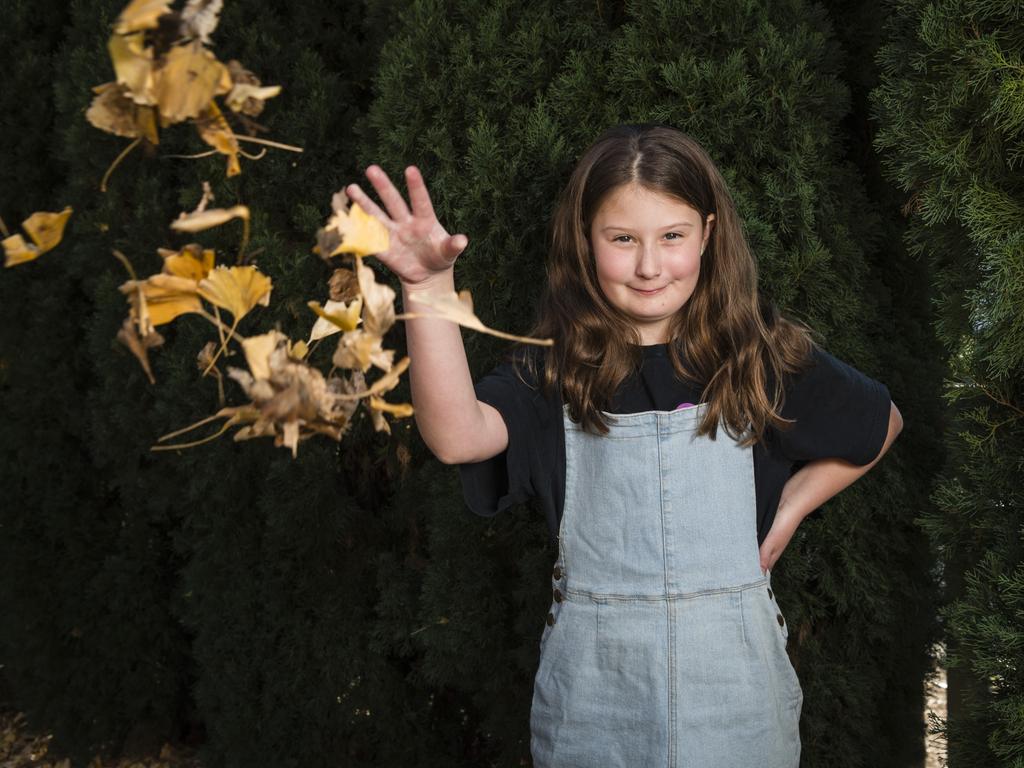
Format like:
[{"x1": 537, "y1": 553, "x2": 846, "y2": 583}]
[
  {"x1": 613, "y1": 235, "x2": 633, "y2": 243},
  {"x1": 665, "y1": 232, "x2": 684, "y2": 240}
]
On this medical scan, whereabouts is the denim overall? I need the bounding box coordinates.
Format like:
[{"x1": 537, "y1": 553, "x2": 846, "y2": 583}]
[{"x1": 530, "y1": 402, "x2": 803, "y2": 767}]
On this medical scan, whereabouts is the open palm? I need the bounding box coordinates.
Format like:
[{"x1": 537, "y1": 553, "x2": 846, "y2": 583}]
[{"x1": 345, "y1": 164, "x2": 468, "y2": 287}]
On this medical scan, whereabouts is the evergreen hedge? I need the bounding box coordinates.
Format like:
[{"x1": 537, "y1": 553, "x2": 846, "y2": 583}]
[
  {"x1": 0, "y1": 0, "x2": 956, "y2": 765},
  {"x1": 872, "y1": 1, "x2": 1024, "y2": 765}
]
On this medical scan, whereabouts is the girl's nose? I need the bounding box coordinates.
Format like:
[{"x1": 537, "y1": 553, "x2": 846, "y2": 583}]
[{"x1": 636, "y1": 245, "x2": 661, "y2": 278}]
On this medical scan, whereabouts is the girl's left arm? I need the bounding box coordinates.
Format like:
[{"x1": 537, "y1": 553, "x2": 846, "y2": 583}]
[{"x1": 758, "y1": 400, "x2": 904, "y2": 574}]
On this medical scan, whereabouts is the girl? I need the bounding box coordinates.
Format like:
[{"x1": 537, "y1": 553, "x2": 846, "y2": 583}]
[{"x1": 345, "y1": 124, "x2": 904, "y2": 768}]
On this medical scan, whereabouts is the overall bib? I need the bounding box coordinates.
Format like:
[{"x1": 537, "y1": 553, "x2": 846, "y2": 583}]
[{"x1": 530, "y1": 403, "x2": 803, "y2": 767}]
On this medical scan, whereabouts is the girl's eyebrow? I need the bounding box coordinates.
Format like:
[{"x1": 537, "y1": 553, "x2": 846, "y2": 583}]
[{"x1": 600, "y1": 221, "x2": 696, "y2": 231}]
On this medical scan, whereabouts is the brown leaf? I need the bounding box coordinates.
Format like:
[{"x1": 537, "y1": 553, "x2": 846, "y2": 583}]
[
  {"x1": 328, "y1": 267, "x2": 359, "y2": 302},
  {"x1": 116, "y1": 316, "x2": 164, "y2": 383},
  {"x1": 153, "y1": 42, "x2": 232, "y2": 123},
  {"x1": 86, "y1": 82, "x2": 159, "y2": 143}
]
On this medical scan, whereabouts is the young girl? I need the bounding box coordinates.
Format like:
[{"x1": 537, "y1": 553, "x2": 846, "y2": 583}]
[{"x1": 345, "y1": 124, "x2": 903, "y2": 768}]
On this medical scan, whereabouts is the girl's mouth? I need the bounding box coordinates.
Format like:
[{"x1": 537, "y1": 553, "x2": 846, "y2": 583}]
[{"x1": 631, "y1": 285, "x2": 665, "y2": 295}]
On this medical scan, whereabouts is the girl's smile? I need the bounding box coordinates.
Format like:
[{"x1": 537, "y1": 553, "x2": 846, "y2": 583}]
[{"x1": 590, "y1": 183, "x2": 714, "y2": 344}]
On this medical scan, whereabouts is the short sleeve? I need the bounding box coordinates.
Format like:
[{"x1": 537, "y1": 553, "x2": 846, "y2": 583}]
[
  {"x1": 772, "y1": 346, "x2": 892, "y2": 466},
  {"x1": 456, "y1": 350, "x2": 542, "y2": 517}
]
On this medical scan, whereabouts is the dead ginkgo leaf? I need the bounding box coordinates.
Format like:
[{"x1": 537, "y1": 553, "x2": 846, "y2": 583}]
[
  {"x1": 308, "y1": 298, "x2": 362, "y2": 342},
  {"x1": 170, "y1": 205, "x2": 249, "y2": 233},
  {"x1": 197, "y1": 265, "x2": 272, "y2": 323},
  {"x1": 2, "y1": 207, "x2": 73, "y2": 268},
  {"x1": 399, "y1": 289, "x2": 554, "y2": 346}
]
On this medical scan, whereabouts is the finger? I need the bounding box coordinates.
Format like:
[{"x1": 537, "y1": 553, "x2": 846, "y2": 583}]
[
  {"x1": 440, "y1": 234, "x2": 468, "y2": 264},
  {"x1": 345, "y1": 183, "x2": 393, "y2": 227},
  {"x1": 366, "y1": 165, "x2": 412, "y2": 222},
  {"x1": 405, "y1": 166, "x2": 436, "y2": 220}
]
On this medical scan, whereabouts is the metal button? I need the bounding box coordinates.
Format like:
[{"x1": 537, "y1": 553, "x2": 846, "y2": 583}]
[
  {"x1": 552, "y1": 565, "x2": 563, "y2": 580},
  {"x1": 553, "y1": 588, "x2": 563, "y2": 603},
  {"x1": 767, "y1": 587, "x2": 773, "y2": 599},
  {"x1": 546, "y1": 612, "x2": 556, "y2": 626},
  {"x1": 776, "y1": 613, "x2": 785, "y2": 627}
]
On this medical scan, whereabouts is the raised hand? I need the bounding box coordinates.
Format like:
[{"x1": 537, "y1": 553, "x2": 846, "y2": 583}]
[{"x1": 345, "y1": 165, "x2": 468, "y2": 288}]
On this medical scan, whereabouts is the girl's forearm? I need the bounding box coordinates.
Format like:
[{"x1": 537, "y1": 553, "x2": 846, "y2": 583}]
[
  {"x1": 773, "y1": 402, "x2": 904, "y2": 535},
  {"x1": 400, "y1": 271, "x2": 497, "y2": 464}
]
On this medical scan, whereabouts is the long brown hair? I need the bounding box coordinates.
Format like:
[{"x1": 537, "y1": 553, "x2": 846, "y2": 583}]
[{"x1": 512, "y1": 123, "x2": 819, "y2": 446}]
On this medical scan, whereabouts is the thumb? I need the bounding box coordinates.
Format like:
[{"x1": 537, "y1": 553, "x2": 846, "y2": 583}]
[{"x1": 444, "y1": 233, "x2": 468, "y2": 260}]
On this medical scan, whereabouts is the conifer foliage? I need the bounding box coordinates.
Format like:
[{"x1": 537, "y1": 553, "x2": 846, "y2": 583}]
[{"x1": 873, "y1": 2, "x2": 1024, "y2": 765}]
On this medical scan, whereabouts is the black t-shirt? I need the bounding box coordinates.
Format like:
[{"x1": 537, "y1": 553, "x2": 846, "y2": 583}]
[{"x1": 457, "y1": 343, "x2": 891, "y2": 548}]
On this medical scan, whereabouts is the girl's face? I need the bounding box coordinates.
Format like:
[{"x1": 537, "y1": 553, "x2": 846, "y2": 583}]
[{"x1": 590, "y1": 183, "x2": 714, "y2": 345}]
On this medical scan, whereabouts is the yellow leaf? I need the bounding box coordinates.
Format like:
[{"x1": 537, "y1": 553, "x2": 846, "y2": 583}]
[
  {"x1": 108, "y1": 32, "x2": 155, "y2": 105},
  {"x1": 114, "y1": 0, "x2": 172, "y2": 34},
  {"x1": 86, "y1": 82, "x2": 159, "y2": 143},
  {"x1": 331, "y1": 328, "x2": 394, "y2": 373},
  {"x1": 336, "y1": 356, "x2": 410, "y2": 401},
  {"x1": 153, "y1": 43, "x2": 232, "y2": 123},
  {"x1": 353, "y1": 253, "x2": 395, "y2": 336},
  {"x1": 288, "y1": 339, "x2": 308, "y2": 360},
  {"x1": 197, "y1": 265, "x2": 272, "y2": 322},
  {"x1": 226, "y1": 83, "x2": 281, "y2": 114},
  {"x1": 120, "y1": 273, "x2": 203, "y2": 326},
  {"x1": 241, "y1": 330, "x2": 286, "y2": 380},
  {"x1": 3, "y1": 207, "x2": 73, "y2": 267},
  {"x1": 160, "y1": 245, "x2": 215, "y2": 280},
  {"x1": 170, "y1": 205, "x2": 249, "y2": 233},
  {"x1": 308, "y1": 298, "x2": 362, "y2": 341},
  {"x1": 401, "y1": 289, "x2": 555, "y2": 347},
  {"x1": 367, "y1": 396, "x2": 414, "y2": 436},
  {"x1": 195, "y1": 100, "x2": 241, "y2": 176},
  {"x1": 329, "y1": 203, "x2": 389, "y2": 258}
]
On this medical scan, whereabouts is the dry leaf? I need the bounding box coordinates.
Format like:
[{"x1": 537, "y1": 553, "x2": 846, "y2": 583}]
[
  {"x1": 353, "y1": 254, "x2": 395, "y2": 336},
  {"x1": 181, "y1": 0, "x2": 223, "y2": 44},
  {"x1": 308, "y1": 298, "x2": 362, "y2": 342},
  {"x1": 116, "y1": 315, "x2": 164, "y2": 383},
  {"x1": 328, "y1": 267, "x2": 359, "y2": 302},
  {"x1": 197, "y1": 265, "x2": 272, "y2": 322},
  {"x1": 3, "y1": 207, "x2": 73, "y2": 267},
  {"x1": 153, "y1": 43, "x2": 232, "y2": 123},
  {"x1": 401, "y1": 289, "x2": 554, "y2": 346},
  {"x1": 331, "y1": 328, "x2": 394, "y2": 373},
  {"x1": 367, "y1": 395, "x2": 414, "y2": 435},
  {"x1": 324, "y1": 202, "x2": 389, "y2": 258},
  {"x1": 120, "y1": 273, "x2": 203, "y2": 326},
  {"x1": 108, "y1": 31, "x2": 156, "y2": 105},
  {"x1": 170, "y1": 205, "x2": 249, "y2": 233},
  {"x1": 160, "y1": 244, "x2": 215, "y2": 279},
  {"x1": 86, "y1": 82, "x2": 159, "y2": 143},
  {"x1": 226, "y1": 83, "x2": 281, "y2": 115},
  {"x1": 114, "y1": 0, "x2": 172, "y2": 34},
  {"x1": 195, "y1": 100, "x2": 241, "y2": 176},
  {"x1": 241, "y1": 330, "x2": 286, "y2": 381}
]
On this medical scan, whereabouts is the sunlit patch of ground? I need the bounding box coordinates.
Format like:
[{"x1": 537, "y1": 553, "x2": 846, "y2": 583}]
[{"x1": 924, "y1": 641, "x2": 948, "y2": 768}]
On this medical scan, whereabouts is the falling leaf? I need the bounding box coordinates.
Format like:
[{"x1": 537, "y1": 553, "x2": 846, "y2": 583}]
[
  {"x1": 337, "y1": 356, "x2": 410, "y2": 401},
  {"x1": 116, "y1": 315, "x2": 164, "y2": 384},
  {"x1": 226, "y1": 83, "x2": 281, "y2": 115},
  {"x1": 3, "y1": 207, "x2": 73, "y2": 267},
  {"x1": 308, "y1": 298, "x2": 362, "y2": 342},
  {"x1": 195, "y1": 100, "x2": 241, "y2": 176},
  {"x1": 197, "y1": 265, "x2": 272, "y2": 322},
  {"x1": 241, "y1": 330, "x2": 286, "y2": 381},
  {"x1": 108, "y1": 31, "x2": 156, "y2": 105},
  {"x1": 159, "y1": 244, "x2": 215, "y2": 280},
  {"x1": 367, "y1": 396, "x2": 414, "y2": 435},
  {"x1": 328, "y1": 267, "x2": 359, "y2": 302},
  {"x1": 331, "y1": 328, "x2": 394, "y2": 373},
  {"x1": 325, "y1": 203, "x2": 389, "y2": 258},
  {"x1": 114, "y1": 0, "x2": 172, "y2": 34},
  {"x1": 181, "y1": 0, "x2": 223, "y2": 44},
  {"x1": 120, "y1": 273, "x2": 203, "y2": 326},
  {"x1": 399, "y1": 289, "x2": 554, "y2": 346},
  {"x1": 353, "y1": 254, "x2": 395, "y2": 336},
  {"x1": 170, "y1": 204, "x2": 249, "y2": 233},
  {"x1": 153, "y1": 42, "x2": 232, "y2": 123},
  {"x1": 86, "y1": 82, "x2": 159, "y2": 143}
]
